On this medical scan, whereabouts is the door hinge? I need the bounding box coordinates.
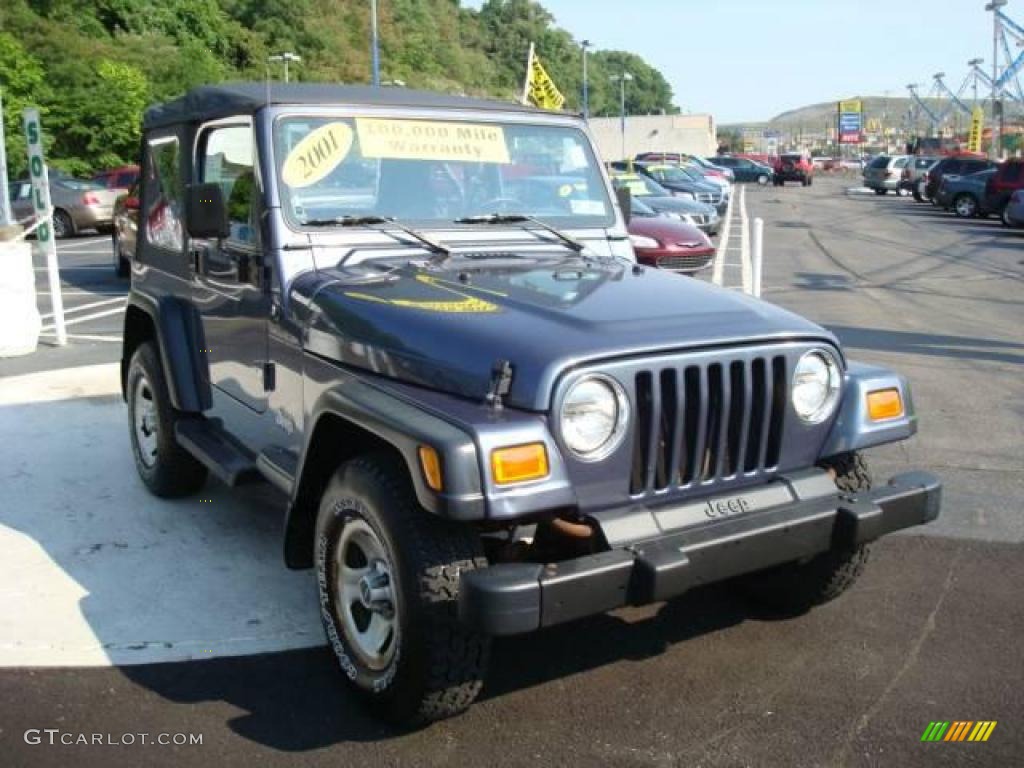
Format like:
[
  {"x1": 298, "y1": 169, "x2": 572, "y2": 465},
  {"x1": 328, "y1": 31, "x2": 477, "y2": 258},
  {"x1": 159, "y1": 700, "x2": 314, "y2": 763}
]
[{"x1": 263, "y1": 362, "x2": 276, "y2": 392}]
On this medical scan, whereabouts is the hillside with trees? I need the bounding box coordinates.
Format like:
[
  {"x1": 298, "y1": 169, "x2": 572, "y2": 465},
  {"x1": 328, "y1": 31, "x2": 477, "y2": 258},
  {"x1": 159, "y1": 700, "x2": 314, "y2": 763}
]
[{"x1": 0, "y1": 0, "x2": 677, "y2": 177}]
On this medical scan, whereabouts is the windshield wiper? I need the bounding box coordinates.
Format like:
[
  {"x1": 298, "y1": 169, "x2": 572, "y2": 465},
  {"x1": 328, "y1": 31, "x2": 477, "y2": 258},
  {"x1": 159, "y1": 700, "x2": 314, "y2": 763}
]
[
  {"x1": 303, "y1": 215, "x2": 450, "y2": 258},
  {"x1": 454, "y1": 213, "x2": 587, "y2": 255}
]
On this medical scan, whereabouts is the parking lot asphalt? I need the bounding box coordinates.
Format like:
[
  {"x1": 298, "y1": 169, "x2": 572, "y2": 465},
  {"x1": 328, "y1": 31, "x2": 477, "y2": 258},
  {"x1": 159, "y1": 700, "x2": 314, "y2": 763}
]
[{"x1": 1, "y1": 176, "x2": 1022, "y2": 767}]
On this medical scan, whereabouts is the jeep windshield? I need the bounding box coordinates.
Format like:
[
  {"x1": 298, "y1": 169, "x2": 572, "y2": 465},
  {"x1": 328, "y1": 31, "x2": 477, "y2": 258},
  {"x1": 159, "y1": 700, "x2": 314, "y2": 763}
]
[{"x1": 273, "y1": 115, "x2": 614, "y2": 230}]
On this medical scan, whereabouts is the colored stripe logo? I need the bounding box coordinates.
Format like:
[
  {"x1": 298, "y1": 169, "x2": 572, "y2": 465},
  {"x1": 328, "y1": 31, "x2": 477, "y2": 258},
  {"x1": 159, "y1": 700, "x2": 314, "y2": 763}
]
[{"x1": 921, "y1": 721, "x2": 997, "y2": 742}]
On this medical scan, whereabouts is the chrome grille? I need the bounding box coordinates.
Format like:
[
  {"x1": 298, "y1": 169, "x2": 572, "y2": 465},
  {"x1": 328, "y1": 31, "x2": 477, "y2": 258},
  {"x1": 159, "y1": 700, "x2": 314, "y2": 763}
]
[
  {"x1": 629, "y1": 355, "x2": 787, "y2": 496},
  {"x1": 656, "y1": 254, "x2": 712, "y2": 271}
]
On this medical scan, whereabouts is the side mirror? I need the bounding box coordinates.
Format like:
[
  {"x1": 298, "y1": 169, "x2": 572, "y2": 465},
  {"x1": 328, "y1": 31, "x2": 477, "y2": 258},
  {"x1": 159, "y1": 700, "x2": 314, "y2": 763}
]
[
  {"x1": 615, "y1": 184, "x2": 632, "y2": 225},
  {"x1": 186, "y1": 183, "x2": 229, "y2": 239}
]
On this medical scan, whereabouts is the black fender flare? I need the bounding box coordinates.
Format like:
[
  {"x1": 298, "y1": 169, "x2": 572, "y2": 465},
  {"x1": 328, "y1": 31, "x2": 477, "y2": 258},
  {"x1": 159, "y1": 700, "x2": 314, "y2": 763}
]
[
  {"x1": 121, "y1": 290, "x2": 210, "y2": 413},
  {"x1": 282, "y1": 378, "x2": 486, "y2": 568}
]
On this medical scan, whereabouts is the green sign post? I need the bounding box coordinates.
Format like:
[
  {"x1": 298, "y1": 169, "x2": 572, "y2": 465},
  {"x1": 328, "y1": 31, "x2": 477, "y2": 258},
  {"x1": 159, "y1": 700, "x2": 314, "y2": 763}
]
[{"x1": 22, "y1": 108, "x2": 66, "y2": 345}]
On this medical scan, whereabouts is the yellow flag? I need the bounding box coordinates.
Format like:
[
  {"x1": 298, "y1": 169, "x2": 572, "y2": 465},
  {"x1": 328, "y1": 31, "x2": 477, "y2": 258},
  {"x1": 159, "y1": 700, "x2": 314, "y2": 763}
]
[
  {"x1": 968, "y1": 106, "x2": 984, "y2": 153},
  {"x1": 525, "y1": 46, "x2": 565, "y2": 111}
]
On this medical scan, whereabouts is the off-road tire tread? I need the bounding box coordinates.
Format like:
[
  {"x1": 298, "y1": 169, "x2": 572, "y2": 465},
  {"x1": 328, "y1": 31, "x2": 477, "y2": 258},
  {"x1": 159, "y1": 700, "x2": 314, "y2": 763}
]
[
  {"x1": 736, "y1": 451, "x2": 872, "y2": 612},
  {"x1": 128, "y1": 342, "x2": 207, "y2": 497},
  {"x1": 326, "y1": 454, "x2": 489, "y2": 724}
]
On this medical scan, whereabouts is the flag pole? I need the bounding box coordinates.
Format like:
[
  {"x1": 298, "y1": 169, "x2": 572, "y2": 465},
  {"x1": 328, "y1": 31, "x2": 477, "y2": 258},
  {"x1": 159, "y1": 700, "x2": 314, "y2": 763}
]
[{"x1": 521, "y1": 42, "x2": 535, "y2": 105}]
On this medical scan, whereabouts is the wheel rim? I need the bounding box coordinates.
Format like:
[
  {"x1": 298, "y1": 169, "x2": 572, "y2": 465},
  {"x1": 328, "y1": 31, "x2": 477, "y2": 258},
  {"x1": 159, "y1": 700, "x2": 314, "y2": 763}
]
[
  {"x1": 113, "y1": 233, "x2": 120, "y2": 265},
  {"x1": 53, "y1": 213, "x2": 69, "y2": 239},
  {"x1": 132, "y1": 374, "x2": 159, "y2": 468},
  {"x1": 335, "y1": 519, "x2": 398, "y2": 671},
  {"x1": 956, "y1": 197, "x2": 974, "y2": 216},
  {"x1": 758, "y1": 175, "x2": 768, "y2": 185}
]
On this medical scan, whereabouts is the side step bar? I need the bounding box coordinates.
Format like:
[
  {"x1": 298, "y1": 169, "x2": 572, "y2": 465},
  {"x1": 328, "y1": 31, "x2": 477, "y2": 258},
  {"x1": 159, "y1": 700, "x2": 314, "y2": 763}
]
[{"x1": 174, "y1": 419, "x2": 261, "y2": 487}]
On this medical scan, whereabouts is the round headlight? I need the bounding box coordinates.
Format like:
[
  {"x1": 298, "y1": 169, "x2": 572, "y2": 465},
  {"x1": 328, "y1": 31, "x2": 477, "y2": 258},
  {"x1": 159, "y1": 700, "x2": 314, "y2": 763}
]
[
  {"x1": 791, "y1": 350, "x2": 841, "y2": 423},
  {"x1": 559, "y1": 376, "x2": 629, "y2": 460}
]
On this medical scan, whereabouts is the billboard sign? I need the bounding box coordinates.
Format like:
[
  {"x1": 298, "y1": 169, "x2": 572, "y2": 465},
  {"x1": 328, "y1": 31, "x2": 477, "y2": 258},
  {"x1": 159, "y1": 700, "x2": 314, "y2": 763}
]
[{"x1": 838, "y1": 99, "x2": 863, "y2": 144}]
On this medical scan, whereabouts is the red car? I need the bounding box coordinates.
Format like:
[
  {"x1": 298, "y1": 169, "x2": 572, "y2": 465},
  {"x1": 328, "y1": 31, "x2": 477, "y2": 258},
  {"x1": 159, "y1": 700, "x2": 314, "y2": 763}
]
[
  {"x1": 628, "y1": 199, "x2": 715, "y2": 274},
  {"x1": 773, "y1": 152, "x2": 814, "y2": 186},
  {"x1": 92, "y1": 164, "x2": 140, "y2": 193}
]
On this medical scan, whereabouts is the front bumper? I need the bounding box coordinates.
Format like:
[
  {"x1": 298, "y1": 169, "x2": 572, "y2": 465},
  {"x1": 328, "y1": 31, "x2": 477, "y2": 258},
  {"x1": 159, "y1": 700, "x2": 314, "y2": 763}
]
[{"x1": 460, "y1": 470, "x2": 941, "y2": 635}]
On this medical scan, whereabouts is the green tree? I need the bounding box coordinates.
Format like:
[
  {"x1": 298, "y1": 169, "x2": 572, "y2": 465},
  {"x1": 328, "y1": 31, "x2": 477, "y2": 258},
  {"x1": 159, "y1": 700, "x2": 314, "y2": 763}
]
[{"x1": 0, "y1": 32, "x2": 50, "y2": 177}]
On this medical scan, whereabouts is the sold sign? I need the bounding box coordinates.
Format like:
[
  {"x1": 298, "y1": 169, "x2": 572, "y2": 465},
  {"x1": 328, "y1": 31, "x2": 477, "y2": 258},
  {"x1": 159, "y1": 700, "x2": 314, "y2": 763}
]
[
  {"x1": 22, "y1": 108, "x2": 66, "y2": 345},
  {"x1": 23, "y1": 109, "x2": 53, "y2": 243}
]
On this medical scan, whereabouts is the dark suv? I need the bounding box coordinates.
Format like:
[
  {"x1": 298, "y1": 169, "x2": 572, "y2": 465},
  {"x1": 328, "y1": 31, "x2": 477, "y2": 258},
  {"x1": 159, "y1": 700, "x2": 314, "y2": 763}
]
[
  {"x1": 773, "y1": 153, "x2": 814, "y2": 186},
  {"x1": 121, "y1": 83, "x2": 941, "y2": 725},
  {"x1": 982, "y1": 158, "x2": 1024, "y2": 219},
  {"x1": 923, "y1": 154, "x2": 995, "y2": 201}
]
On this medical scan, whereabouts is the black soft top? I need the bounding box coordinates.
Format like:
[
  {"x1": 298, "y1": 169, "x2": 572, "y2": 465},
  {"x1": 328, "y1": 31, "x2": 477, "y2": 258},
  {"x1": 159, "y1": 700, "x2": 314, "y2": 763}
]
[{"x1": 143, "y1": 82, "x2": 550, "y2": 129}]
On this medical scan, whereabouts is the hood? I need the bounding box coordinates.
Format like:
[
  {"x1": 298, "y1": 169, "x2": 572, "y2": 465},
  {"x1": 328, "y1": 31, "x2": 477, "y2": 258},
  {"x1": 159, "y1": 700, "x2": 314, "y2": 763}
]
[
  {"x1": 629, "y1": 215, "x2": 706, "y2": 245},
  {"x1": 658, "y1": 179, "x2": 720, "y2": 196},
  {"x1": 294, "y1": 258, "x2": 836, "y2": 411},
  {"x1": 637, "y1": 195, "x2": 715, "y2": 216}
]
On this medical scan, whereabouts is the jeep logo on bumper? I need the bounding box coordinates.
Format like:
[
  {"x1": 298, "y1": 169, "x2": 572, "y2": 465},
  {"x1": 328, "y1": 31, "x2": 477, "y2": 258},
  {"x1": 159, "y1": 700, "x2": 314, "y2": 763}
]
[{"x1": 704, "y1": 496, "x2": 752, "y2": 518}]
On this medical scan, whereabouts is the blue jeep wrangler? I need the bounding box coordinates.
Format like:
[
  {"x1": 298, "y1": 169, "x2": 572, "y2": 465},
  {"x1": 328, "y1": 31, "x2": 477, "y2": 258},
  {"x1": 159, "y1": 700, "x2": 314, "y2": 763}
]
[{"x1": 122, "y1": 83, "x2": 940, "y2": 724}]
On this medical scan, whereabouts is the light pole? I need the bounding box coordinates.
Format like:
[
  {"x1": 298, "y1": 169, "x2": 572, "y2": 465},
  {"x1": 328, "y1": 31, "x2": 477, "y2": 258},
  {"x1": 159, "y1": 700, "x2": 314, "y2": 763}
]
[
  {"x1": 610, "y1": 71, "x2": 633, "y2": 160},
  {"x1": 269, "y1": 52, "x2": 301, "y2": 83},
  {"x1": 580, "y1": 39, "x2": 592, "y2": 119},
  {"x1": 968, "y1": 57, "x2": 984, "y2": 106},
  {"x1": 0, "y1": 89, "x2": 11, "y2": 227},
  {"x1": 371, "y1": 0, "x2": 381, "y2": 86},
  {"x1": 986, "y1": 0, "x2": 1007, "y2": 158}
]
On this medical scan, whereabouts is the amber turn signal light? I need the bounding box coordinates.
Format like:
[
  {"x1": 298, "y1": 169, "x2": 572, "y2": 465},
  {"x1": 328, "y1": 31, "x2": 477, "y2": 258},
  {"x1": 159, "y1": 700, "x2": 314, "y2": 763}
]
[
  {"x1": 491, "y1": 443, "x2": 549, "y2": 485},
  {"x1": 866, "y1": 388, "x2": 903, "y2": 421},
  {"x1": 418, "y1": 445, "x2": 443, "y2": 492}
]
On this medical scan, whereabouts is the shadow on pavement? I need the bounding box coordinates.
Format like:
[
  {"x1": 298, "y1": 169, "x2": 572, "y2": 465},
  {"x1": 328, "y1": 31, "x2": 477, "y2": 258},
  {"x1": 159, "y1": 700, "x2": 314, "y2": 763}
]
[
  {"x1": 828, "y1": 324, "x2": 1024, "y2": 366},
  {"x1": 790, "y1": 272, "x2": 854, "y2": 291},
  {"x1": 484, "y1": 583, "x2": 751, "y2": 700},
  {"x1": 116, "y1": 582, "x2": 759, "y2": 751}
]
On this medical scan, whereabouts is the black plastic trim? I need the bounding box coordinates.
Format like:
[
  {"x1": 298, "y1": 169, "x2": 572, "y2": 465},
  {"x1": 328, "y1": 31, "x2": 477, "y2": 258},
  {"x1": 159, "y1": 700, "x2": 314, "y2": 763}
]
[{"x1": 459, "y1": 471, "x2": 941, "y2": 635}]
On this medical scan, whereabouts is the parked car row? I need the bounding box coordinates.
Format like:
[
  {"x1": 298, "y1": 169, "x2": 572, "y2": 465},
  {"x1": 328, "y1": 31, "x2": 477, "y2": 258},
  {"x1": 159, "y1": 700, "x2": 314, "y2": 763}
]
[
  {"x1": 5, "y1": 163, "x2": 139, "y2": 239},
  {"x1": 868, "y1": 150, "x2": 1024, "y2": 229}
]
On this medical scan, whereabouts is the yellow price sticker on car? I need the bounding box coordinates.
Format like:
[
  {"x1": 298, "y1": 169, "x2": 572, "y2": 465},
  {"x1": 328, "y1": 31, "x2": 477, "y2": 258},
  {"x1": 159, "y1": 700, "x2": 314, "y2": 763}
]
[
  {"x1": 281, "y1": 122, "x2": 354, "y2": 188},
  {"x1": 355, "y1": 119, "x2": 510, "y2": 164}
]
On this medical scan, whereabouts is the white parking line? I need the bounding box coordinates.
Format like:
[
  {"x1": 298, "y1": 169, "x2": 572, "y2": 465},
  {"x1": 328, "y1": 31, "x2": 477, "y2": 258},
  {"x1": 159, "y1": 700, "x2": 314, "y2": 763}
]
[
  {"x1": 713, "y1": 187, "x2": 736, "y2": 285},
  {"x1": 34, "y1": 265, "x2": 110, "y2": 271},
  {"x1": 38, "y1": 332, "x2": 122, "y2": 343},
  {"x1": 40, "y1": 306, "x2": 125, "y2": 332},
  {"x1": 41, "y1": 296, "x2": 124, "y2": 320},
  {"x1": 56, "y1": 238, "x2": 111, "y2": 253},
  {"x1": 739, "y1": 187, "x2": 751, "y2": 294}
]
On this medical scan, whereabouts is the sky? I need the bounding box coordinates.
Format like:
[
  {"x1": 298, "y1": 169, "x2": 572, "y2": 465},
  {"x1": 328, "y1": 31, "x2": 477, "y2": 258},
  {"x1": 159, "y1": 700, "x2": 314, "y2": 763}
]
[{"x1": 465, "y1": 0, "x2": 1000, "y2": 123}]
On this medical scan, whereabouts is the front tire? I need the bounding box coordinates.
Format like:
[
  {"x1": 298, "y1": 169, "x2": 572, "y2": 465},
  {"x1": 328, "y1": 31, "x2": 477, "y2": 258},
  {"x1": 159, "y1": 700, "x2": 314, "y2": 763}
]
[
  {"x1": 953, "y1": 193, "x2": 978, "y2": 218},
  {"x1": 874, "y1": 188, "x2": 887, "y2": 196},
  {"x1": 127, "y1": 342, "x2": 208, "y2": 497},
  {"x1": 316, "y1": 454, "x2": 490, "y2": 725},
  {"x1": 733, "y1": 452, "x2": 872, "y2": 614}
]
